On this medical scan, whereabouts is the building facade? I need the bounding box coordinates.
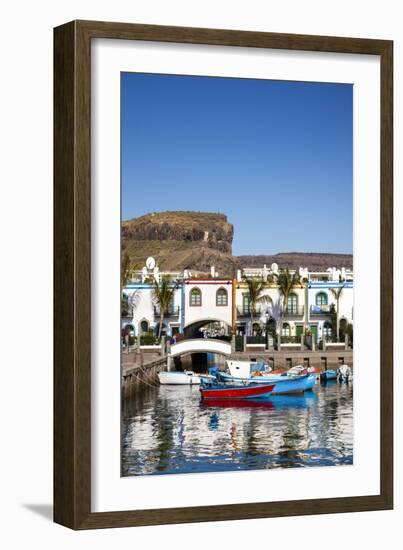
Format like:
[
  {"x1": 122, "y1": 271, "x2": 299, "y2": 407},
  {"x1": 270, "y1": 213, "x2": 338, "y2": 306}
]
[{"x1": 122, "y1": 262, "x2": 353, "y2": 343}]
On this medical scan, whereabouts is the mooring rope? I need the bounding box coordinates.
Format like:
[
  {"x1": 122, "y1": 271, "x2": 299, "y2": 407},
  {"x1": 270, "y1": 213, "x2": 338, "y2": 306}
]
[
  {"x1": 124, "y1": 352, "x2": 167, "y2": 388},
  {"x1": 136, "y1": 372, "x2": 158, "y2": 388},
  {"x1": 137, "y1": 359, "x2": 166, "y2": 387}
]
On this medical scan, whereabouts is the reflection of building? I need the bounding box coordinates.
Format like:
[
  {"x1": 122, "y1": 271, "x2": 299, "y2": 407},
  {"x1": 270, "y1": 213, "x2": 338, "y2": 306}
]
[
  {"x1": 123, "y1": 384, "x2": 353, "y2": 475},
  {"x1": 122, "y1": 261, "x2": 353, "y2": 343}
]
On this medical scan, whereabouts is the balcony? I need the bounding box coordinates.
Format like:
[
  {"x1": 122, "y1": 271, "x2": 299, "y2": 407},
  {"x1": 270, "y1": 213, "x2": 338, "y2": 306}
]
[
  {"x1": 121, "y1": 308, "x2": 133, "y2": 319},
  {"x1": 246, "y1": 335, "x2": 266, "y2": 345},
  {"x1": 153, "y1": 306, "x2": 180, "y2": 318},
  {"x1": 236, "y1": 306, "x2": 262, "y2": 317},
  {"x1": 283, "y1": 306, "x2": 304, "y2": 317},
  {"x1": 310, "y1": 305, "x2": 332, "y2": 317}
]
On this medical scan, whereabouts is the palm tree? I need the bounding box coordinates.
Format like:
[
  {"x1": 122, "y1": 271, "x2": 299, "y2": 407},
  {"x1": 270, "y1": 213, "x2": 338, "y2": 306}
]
[
  {"x1": 274, "y1": 267, "x2": 301, "y2": 335},
  {"x1": 329, "y1": 285, "x2": 345, "y2": 342},
  {"x1": 152, "y1": 277, "x2": 179, "y2": 340},
  {"x1": 121, "y1": 292, "x2": 130, "y2": 317},
  {"x1": 121, "y1": 253, "x2": 141, "y2": 319},
  {"x1": 121, "y1": 289, "x2": 141, "y2": 319},
  {"x1": 244, "y1": 277, "x2": 270, "y2": 333},
  {"x1": 121, "y1": 251, "x2": 132, "y2": 287}
]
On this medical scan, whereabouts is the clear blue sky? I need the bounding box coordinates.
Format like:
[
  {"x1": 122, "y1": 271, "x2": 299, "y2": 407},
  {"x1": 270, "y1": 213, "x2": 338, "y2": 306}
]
[{"x1": 121, "y1": 72, "x2": 352, "y2": 255}]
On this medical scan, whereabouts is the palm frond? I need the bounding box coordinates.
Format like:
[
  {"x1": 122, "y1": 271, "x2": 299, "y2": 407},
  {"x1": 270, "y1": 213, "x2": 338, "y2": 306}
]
[
  {"x1": 152, "y1": 277, "x2": 178, "y2": 312},
  {"x1": 244, "y1": 276, "x2": 270, "y2": 316},
  {"x1": 329, "y1": 284, "x2": 345, "y2": 301},
  {"x1": 274, "y1": 267, "x2": 301, "y2": 304}
]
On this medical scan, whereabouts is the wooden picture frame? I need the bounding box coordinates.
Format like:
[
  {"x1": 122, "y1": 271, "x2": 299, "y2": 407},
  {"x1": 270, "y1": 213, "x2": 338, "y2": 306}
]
[{"x1": 54, "y1": 20, "x2": 393, "y2": 529}]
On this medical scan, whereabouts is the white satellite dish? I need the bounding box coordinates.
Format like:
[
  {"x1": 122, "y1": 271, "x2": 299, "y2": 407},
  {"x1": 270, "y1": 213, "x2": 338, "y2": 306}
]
[
  {"x1": 271, "y1": 263, "x2": 278, "y2": 272},
  {"x1": 146, "y1": 257, "x2": 156, "y2": 270}
]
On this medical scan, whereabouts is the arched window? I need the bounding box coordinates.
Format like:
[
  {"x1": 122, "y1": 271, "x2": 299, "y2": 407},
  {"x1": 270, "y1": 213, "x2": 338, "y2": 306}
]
[
  {"x1": 323, "y1": 321, "x2": 332, "y2": 337},
  {"x1": 190, "y1": 288, "x2": 202, "y2": 306},
  {"x1": 282, "y1": 322, "x2": 291, "y2": 336},
  {"x1": 140, "y1": 320, "x2": 149, "y2": 334},
  {"x1": 316, "y1": 292, "x2": 328, "y2": 306},
  {"x1": 287, "y1": 293, "x2": 298, "y2": 314},
  {"x1": 216, "y1": 287, "x2": 228, "y2": 306}
]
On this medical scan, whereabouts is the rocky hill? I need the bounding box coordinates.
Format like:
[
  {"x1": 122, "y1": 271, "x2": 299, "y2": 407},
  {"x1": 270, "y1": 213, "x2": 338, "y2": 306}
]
[
  {"x1": 122, "y1": 211, "x2": 238, "y2": 274},
  {"x1": 122, "y1": 211, "x2": 353, "y2": 275},
  {"x1": 238, "y1": 252, "x2": 353, "y2": 271}
]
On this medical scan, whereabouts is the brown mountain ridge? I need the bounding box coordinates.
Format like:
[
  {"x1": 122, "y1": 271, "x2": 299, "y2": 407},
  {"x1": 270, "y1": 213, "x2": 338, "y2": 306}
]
[{"x1": 122, "y1": 211, "x2": 352, "y2": 275}]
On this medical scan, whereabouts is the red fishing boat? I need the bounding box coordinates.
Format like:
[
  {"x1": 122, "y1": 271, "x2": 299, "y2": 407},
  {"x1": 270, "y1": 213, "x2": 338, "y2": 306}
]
[{"x1": 200, "y1": 382, "x2": 275, "y2": 401}]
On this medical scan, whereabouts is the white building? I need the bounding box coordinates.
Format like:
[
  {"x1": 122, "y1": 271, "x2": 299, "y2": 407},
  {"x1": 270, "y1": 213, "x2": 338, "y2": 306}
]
[
  {"x1": 122, "y1": 260, "x2": 353, "y2": 345},
  {"x1": 123, "y1": 282, "x2": 182, "y2": 337},
  {"x1": 183, "y1": 278, "x2": 233, "y2": 338}
]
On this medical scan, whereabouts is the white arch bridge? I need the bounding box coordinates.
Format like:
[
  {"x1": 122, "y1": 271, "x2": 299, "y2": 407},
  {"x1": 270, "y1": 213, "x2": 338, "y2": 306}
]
[{"x1": 169, "y1": 338, "x2": 231, "y2": 358}]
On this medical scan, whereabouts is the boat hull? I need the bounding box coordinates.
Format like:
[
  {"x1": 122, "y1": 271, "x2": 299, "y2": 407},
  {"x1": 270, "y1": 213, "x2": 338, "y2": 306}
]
[
  {"x1": 158, "y1": 371, "x2": 201, "y2": 385},
  {"x1": 202, "y1": 398, "x2": 275, "y2": 409},
  {"x1": 320, "y1": 370, "x2": 337, "y2": 381},
  {"x1": 200, "y1": 383, "x2": 275, "y2": 400},
  {"x1": 218, "y1": 372, "x2": 316, "y2": 394}
]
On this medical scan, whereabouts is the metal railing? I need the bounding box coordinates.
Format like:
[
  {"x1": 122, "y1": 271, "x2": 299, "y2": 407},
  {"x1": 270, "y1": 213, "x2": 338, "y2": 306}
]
[
  {"x1": 246, "y1": 335, "x2": 266, "y2": 345},
  {"x1": 280, "y1": 335, "x2": 301, "y2": 344},
  {"x1": 121, "y1": 309, "x2": 133, "y2": 318},
  {"x1": 283, "y1": 306, "x2": 304, "y2": 316},
  {"x1": 310, "y1": 305, "x2": 332, "y2": 316},
  {"x1": 122, "y1": 335, "x2": 161, "y2": 346},
  {"x1": 323, "y1": 334, "x2": 338, "y2": 343},
  {"x1": 236, "y1": 306, "x2": 262, "y2": 316},
  {"x1": 153, "y1": 306, "x2": 180, "y2": 318}
]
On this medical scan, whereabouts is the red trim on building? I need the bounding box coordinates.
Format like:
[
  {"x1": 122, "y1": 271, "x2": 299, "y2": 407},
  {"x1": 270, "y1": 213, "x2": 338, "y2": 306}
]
[{"x1": 184, "y1": 279, "x2": 232, "y2": 285}]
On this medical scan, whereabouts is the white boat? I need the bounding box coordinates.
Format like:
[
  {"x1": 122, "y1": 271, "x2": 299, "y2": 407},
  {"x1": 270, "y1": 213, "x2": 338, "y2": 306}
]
[
  {"x1": 226, "y1": 360, "x2": 272, "y2": 378},
  {"x1": 287, "y1": 365, "x2": 308, "y2": 376},
  {"x1": 158, "y1": 370, "x2": 202, "y2": 385},
  {"x1": 337, "y1": 364, "x2": 353, "y2": 382},
  {"x1": 226, "y1": 360, "x2": 309, "y2": 378}
]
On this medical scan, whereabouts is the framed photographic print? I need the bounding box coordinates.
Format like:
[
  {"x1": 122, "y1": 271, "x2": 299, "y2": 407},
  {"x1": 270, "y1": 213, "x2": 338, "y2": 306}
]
[{"x1": 54, "y1": 20, "x2": 393, "y2": 529}]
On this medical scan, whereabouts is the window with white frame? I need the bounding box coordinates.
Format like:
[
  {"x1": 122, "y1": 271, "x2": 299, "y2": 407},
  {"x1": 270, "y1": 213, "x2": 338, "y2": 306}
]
[
  {"x1": 287, "y1": 293, "x2": 298, "y2": 314},
  {"x1": 282, "y1": 322, "x2": 291, "y2": 336}
]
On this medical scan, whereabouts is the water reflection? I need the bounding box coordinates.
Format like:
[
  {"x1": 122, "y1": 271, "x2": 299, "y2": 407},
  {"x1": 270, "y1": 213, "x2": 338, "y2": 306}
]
[{"x1": 122, "y1": 377, "x2": 353, "y2": 476}]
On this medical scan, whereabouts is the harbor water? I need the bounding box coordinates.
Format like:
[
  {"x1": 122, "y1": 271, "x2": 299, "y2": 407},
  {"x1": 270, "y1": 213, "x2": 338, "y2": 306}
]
[{"x1": 122, "y1": 376, "x2": 353, "y2": 476}]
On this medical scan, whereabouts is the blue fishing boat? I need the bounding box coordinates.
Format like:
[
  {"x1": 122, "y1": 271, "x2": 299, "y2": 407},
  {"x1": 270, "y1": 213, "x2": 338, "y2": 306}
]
[
  {"x1": 218, "y1": 371, "x2": 316, "y2": 395},
  {"x1": 320, "y1": 369, "x2": 337, "y2": 381}
]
